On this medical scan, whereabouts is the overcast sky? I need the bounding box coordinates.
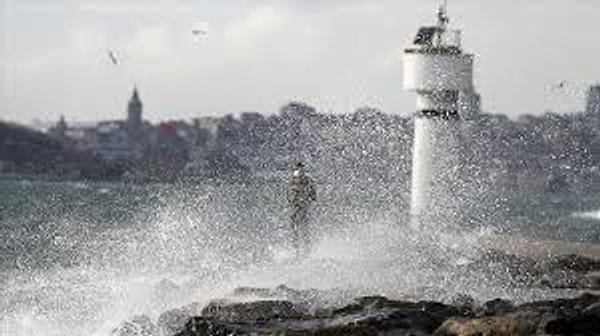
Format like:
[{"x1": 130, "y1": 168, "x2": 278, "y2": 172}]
[{"x1": 1, "y1": 0, "x2": 599, "y2": 123}]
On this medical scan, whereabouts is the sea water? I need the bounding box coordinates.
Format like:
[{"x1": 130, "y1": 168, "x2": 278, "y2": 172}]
[{"x1": 0, "y1": 179, "x2": 599, "y2": 335}]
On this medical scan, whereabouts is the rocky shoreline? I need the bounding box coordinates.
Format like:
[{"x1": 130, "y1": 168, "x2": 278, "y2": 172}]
[{"x1": 112, "y1": 251, "x2": 600, "y2": 336}]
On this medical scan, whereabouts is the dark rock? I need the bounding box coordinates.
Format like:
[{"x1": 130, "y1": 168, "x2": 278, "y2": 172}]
[
  {"x1": 335, "y1": 296, "x2": 463, "y2": 317},
  {"x1": 332, "y1": 297, "x2": 467, "y2": 334},
  {"x1": 201, "y1": 300, "x2": 308, "y2": 321},
  {"x1": 368, "y1": 309, "x2": 443, "y2": 333},
  {"x1": 578, "y1": 272, "x2": 600, "y2": 290},
  {"x1": 435, "y1": 293, "x2": 600, "y2": 336},
  {"x1": 542, "y1": 299, "x2": 600, "y2": 336},
  {"x1": 518, "y1": 292, "x2": 599, "y2": 313},
  {"x1": 583, "y1": 301, "x2": 600, "y2": 316},
  {"x1": 434, "y1": 316, "x2": 532, "y2": 336},
  {"x1": 173, "y1": 317, "x2": 238, "y2": 336},
  {"x1": 544, "y1": 314, "x2": 600, "y2": 336},
  {"x1": 449, "y1": 293, "x2": 475, "y2": 310},
  {"x1": 482, "y1": 298, "x2": 515, "y2": 316},
  {"x1": 148, "y1": 285, "x2": 600, "y2": 336},
  {"x1": 333, "y1": 296, "x2": 390, "y2": 315},
  {"x1": 312, "y1": 324, "x2": 379, "y2": 336}
]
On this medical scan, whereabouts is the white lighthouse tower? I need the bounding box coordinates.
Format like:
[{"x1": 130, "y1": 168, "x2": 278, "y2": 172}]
[{"x1": 403, "y1": 4, "x2": 474, "y2": 229}]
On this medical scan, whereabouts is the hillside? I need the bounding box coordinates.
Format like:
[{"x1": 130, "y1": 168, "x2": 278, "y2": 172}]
[{"x1": 0, "y1": 121, "x2": 119, "y2": 179}]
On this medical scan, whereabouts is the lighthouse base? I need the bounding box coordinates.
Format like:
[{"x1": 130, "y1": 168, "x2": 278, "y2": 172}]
[{"x1": 409, "y1": 116, "x2": 462, "y2": 230}]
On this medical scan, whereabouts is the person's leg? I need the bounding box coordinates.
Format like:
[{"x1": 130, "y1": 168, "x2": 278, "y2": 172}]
[
  {"x1": 290, "y1": 207, "x2": 301, "y2": 253},
  {"x1": 297, "y1": 207, "x2": 310, "y2": 256}
]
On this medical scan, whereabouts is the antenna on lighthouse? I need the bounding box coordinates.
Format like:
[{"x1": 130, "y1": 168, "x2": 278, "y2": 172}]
[{"x1": 438, "y1": 0, "x2": 449, "y2": 28}]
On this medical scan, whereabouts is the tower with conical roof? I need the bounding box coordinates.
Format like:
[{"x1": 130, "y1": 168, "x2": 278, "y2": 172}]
[{"x1": 127, "y1": 87, "x2": 143, "y2": 134}]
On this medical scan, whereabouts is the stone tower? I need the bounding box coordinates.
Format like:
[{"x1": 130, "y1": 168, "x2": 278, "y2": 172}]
[{"x1": 127, "y1": 87, "x2": 143, "y2": 134}]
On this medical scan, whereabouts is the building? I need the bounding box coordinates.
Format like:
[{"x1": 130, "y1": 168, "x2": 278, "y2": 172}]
[
  {"x1": 48, "y1": 115, "x2": 68, "y2": 140},
  {"x1": 127, "y1": 87, "x2": 143, "y2": 135},
  {"x1": 95, "y1": 121, "x2": 135, "y2": 163},
  {"x1": 94, "y1": 88, "x2": 147, "y2": 163},
  {"x1": 585, "y1": 84, "x2": 600, "y2": 115}
]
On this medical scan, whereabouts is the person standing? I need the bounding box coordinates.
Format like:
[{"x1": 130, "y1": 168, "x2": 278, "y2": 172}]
[{"x1": 287, "y1": 162, "x2": 317, "y2": 256}]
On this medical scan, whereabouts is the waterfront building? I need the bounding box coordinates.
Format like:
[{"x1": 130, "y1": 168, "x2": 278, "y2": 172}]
[{"x1": 585, "y1": 84, "x2": 600, "y2": 116}]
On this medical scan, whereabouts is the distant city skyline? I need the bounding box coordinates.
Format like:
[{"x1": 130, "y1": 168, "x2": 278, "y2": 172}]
[{"x1": 1, "y1": 0, "x2": 600, "y2": 124}]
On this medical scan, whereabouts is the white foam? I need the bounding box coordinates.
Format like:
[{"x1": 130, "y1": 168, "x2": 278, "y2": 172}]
[{"x1": 573, "y1": 209, "x2": 600, "y2": 220}]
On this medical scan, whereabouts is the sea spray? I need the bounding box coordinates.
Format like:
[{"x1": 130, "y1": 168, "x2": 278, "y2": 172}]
[{"x1": 0, "y1": 180, "x2": 587, "y2": 335}]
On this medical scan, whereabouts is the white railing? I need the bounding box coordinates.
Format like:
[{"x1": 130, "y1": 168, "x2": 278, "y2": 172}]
[{"x1": 440, "y1": 29, "x2": 461, "y2": 49}]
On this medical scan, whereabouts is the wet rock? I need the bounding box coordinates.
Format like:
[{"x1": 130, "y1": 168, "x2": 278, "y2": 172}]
[
  {"x1": 173, "y1": 317, "x2": 238, "y2": 336},
  {"x1": 434, "y1": 316, "x2": 533, "y2": 336},
  {"x1": 335, "y1": 296, "x2": 464, "y2": 317},
  {"x1": 112, "y1": 315, "x2": 158, "y2": 336},
  {"x1": 434, "y1": 293, "x2": 600, "y2": 336},
  {"x1": 201, "y1": 299, "x2": 308, "y2": 321},
  {"x1": 448, "y1": 293, "x2": 475, "y2": 310},
  {"x1": 333, "y1": 296, "x2": 391, "y2": 315},
  {"x1": 310, "y1": 324, "x2": 380, "y2": 336},
  {"x1": 578, "y1": 271, "x2": 600, "y2": 290},
  {"x1": 543, "y1": 313, "x2": 600, "y2": 335},
  {"x1": 541, "y1": 297, "x2": 600, "y2": 336},
  {"x1": 330, "y1": 296, "x2": 468, "y2": 334},
  {"x1": 154, "y1": 284, "x2": 600, "y2": 335},
  {"x1": 518, "y1": 292, "x2": 599, "y2": 313},
  {"x1": 481, "y1": 298, "x2": 515, "y2": 316},
  {"x1": 583, "y1": 301, "x2": 600, "y2": 316},
  {"x1": 360, "y1": 308, "x2": 447, "y2": 334}
]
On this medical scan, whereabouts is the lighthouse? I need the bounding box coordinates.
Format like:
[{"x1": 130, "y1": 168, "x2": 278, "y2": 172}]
[{"x1": 403, "y1": 4, "x2": 475, "y2": 229}]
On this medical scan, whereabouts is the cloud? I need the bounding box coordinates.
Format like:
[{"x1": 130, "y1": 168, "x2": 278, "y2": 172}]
[
  {"x1": 126, "y1": 25, "x2": 172, "y2": 61},
  {"x1": 78, "y1": 0, "x2": 190, "y2": 16},
  {"x1": 224, "y1": 6, "x2": 290, "y2": 50},
  {"x1": 3, "y1": 0, "x2": 600, "y2": 122}
]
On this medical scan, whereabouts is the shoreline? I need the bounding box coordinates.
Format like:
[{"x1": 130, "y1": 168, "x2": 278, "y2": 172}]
[{"x1": 111, "y1": 249, "x2": 600, "y2": 336}]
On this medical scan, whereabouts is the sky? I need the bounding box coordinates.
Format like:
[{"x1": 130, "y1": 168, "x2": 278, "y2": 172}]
[{"x1": 1, "y1": 0, "x2": 599, "y2": 124}]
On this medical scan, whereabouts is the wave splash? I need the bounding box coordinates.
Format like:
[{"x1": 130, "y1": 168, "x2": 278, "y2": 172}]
[{"x1": 0, "y1": 184, "x2": 567, "y2": 335}]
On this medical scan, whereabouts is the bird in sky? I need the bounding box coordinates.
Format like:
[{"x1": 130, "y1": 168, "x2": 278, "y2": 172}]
[
  {"x1": 192, "y1": 29, "x2": 208, "y2": 36},
  {"x1": 192, "y1": 22, "x2": 209, "y2": 37},
  {"x1": 107, "y1": 50, "x2": 118, "y2": 65}
]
